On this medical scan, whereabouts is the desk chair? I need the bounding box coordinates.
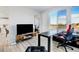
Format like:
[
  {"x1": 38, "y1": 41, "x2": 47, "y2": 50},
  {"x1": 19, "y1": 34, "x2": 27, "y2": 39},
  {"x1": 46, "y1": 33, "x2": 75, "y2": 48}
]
[
  {"x1": 57, "y1": 25, "x2": 75, "y2": 52},
  {"x1": 57, "y1": 31, "x2": 75, "y2": 52}
]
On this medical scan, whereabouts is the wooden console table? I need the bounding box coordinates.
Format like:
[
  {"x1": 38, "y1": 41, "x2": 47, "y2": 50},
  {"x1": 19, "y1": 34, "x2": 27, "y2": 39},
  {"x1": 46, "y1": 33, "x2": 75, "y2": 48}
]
[{"x1": 16, "y1": 32, "x2": 37, "y2": 42}]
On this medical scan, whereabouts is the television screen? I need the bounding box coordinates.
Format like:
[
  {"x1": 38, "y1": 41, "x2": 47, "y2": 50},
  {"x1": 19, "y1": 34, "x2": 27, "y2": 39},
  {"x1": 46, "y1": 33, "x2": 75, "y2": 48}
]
[{"x1": 17, "y1": 24, "x2": 33, "y2": 35}]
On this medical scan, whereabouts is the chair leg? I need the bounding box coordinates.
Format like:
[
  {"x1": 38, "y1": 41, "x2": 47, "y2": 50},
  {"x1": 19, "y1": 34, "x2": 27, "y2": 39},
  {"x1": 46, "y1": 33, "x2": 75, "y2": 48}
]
[
  {"x1": 57, "y1": 44, "x2": 68, "y2": 52},
  {"x1": 66, "y1": 45, "x2": 73, "y2": 50},
  {"x1": 57, "y1": 42, "x2": 73, "y2": 52},
  {"x1": 64, "y1": 46, "x2": 68, "y2": 52},
  {"x1": 57, "y1": 42, "x2": 65, "y2": 48},
  {"x1": 57, "y1": 44, "x2": 62, "y2": 48},
  {"x1": 57, "y1": 43, "x2": 61, "y2": 48}
]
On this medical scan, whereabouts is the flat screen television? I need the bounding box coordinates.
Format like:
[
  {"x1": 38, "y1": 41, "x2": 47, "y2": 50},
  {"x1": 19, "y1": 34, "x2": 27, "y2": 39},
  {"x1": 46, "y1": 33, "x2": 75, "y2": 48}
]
[{"x1": 17, "y1": 24, "x2": 33, "y2": 35}]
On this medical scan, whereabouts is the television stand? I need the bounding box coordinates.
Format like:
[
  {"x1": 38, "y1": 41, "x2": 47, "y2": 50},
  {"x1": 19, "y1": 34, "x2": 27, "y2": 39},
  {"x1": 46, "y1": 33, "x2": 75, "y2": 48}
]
[{"x1": 16, "y1": 32, "x2": 37, "y2": 42}]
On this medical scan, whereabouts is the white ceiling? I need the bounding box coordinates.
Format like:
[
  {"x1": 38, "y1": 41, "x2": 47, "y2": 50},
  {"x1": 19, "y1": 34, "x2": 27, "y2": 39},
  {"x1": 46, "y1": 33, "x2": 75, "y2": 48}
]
[
  {"x1": 28, "y1": 6, "x2": 54, "y2": 12},
  {"x1": 28, "y1": 6, "x2": 70, "y2": 13}
]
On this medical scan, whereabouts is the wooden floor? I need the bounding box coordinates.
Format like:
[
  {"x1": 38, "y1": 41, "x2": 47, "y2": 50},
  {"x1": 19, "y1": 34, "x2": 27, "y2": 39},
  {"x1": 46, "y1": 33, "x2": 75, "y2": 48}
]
[
  {"x1": 0, "y1": 36, "x2": 48, "y2": 52},
  {"x1": 0, "y1": 36, "x2": 79, "y2": 52},
  {"x1": 0, "y1": 37, "x2": 38, "y2": 52}
]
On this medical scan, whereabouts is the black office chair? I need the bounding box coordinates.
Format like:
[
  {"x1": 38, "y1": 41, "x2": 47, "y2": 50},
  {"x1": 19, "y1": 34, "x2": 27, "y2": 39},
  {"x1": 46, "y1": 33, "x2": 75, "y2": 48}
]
[{"x1": 57, "y1": 28, "x2": 75, "y2": 52}]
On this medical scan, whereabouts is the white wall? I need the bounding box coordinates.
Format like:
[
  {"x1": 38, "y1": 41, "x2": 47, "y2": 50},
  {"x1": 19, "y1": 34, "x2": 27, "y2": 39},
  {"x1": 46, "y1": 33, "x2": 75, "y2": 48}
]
[
  {"x1": 0, "y1": 7, "x2": 8, "y2": 17},
  {"x1": 0, "y1": 7, "x2": 41, "y2": 45},
  {"x1": 0, "y1": 6, "x2": 72, "y2": 45},
  {"x1": 40, "y1": 12, "x2": 49, "y2": 32},
  {"x1": 8, "y1": 7, "x2": 41, "y2": 45},
  {"x1": 7, "y1": 7, "x2": 40, "y2": 24},
  {"x1": 40, "y1": 6, "x2": 71, "y2": 32}
]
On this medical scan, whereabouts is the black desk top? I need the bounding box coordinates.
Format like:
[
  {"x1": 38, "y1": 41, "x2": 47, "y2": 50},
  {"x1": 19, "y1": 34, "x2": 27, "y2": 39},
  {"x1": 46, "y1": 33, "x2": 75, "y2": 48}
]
[
  {"x1": 39, "y1": 31, "x2": 79, "y2": 38},
  {"x1": 39, "y1": 31, "x2": 55, "y2": 37}
]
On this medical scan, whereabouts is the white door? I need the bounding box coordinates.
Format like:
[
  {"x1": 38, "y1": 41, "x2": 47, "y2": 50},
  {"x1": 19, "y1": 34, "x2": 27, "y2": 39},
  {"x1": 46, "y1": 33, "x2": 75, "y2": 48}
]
[{"x1": 0, "y1": 18, "x2": 9, "y2": 51}]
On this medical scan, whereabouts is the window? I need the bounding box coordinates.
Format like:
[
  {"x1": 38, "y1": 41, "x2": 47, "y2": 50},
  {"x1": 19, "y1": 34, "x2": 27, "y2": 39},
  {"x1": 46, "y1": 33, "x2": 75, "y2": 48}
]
[
  {"x1": 49, "y1": 11, "x2": 58, "y2": 30},
  {"x1": 57, "y1": 10, "x2": 67, "y2": 32},
  {"x1": 49, "y1": 11, "x2": 57, "y2": 25},
  {"x1": 49, "y1": 9, "x2": 67, "y2": 32},
  {"x1": 71, "y1": 6, "x2": 79, "y2": 24},
  {"x1": 57, "y1": 9, "x2": 67, "y2": 25},
  {"x1": 71, "y1": 6, "x2": 79, "y2": 31}
]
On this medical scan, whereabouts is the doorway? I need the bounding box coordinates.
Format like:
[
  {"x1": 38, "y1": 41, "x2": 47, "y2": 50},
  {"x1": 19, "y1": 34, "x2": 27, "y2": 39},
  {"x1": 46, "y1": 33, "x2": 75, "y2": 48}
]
[{"x1": 0, "y1": 17, "x2": 10, "y2": 51}]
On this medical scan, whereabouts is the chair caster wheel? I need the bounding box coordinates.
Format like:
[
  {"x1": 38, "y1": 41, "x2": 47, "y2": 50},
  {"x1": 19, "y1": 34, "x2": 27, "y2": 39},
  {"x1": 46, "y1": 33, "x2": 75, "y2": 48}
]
[
  {"x1": 71, "y1": 48, "x2": 73, "y2": 50},
  {"x1": 57, "y1": 46, "x2": 59, "y2": 48}
]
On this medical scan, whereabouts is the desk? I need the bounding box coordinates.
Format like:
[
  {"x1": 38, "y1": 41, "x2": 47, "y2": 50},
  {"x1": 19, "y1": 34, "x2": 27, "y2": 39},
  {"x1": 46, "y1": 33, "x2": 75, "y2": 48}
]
[{"x1": 38, "y1": 31, "x2": 54, "y2": 52}]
